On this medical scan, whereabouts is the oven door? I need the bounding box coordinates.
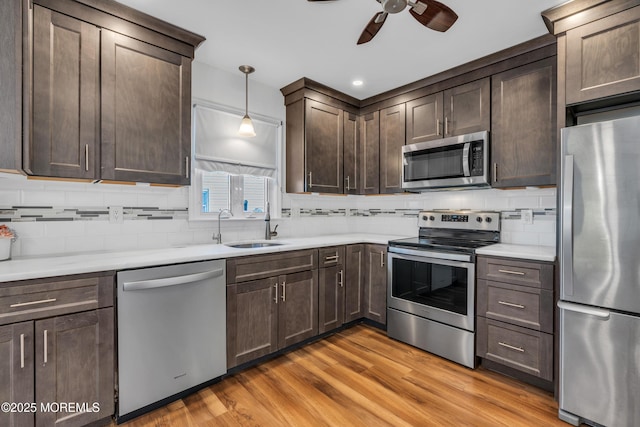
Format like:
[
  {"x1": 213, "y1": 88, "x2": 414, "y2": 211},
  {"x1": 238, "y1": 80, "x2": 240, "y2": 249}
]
[{"x1": 387, "y1": 249, "x2": 475, "y2": 331}]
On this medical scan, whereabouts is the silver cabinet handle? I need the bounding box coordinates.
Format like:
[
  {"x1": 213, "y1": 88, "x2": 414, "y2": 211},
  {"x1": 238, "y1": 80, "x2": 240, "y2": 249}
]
[
  {"x1": 185, "y1": 157, "x2": 190, "y2": 179},
  {"x1": 338, "y1": 270, "x2": 343, "y2": 287},
  {"x1": 281, "y1": 281, "x2": 286, "y2": 302},
  {"x1": 308, "y1": 171, "x2": 313, "y2": 188},
  {"x1": 122, "y1": 269, "x2": 224, "y2": 291},
  {"x1": 498, "y1": 269, "x2": 525, "y2": 276},
  {"x1": 498, "y1": 301, "x2": 525, "y2": 309},
  {"x1": 325, "y1": 254, "x2": 339, "y2": 262},
  {"x1": 43, "y1": 330, "x2": 48, "y2": 364},
  {"x1": 346, "y1": 176, "x2": 350, "y2": 191},
  {"x1": 273, "y1": 283, "x2": 278, "y2": 304},
  {"x1": 444, "y1": 117, "x2": 449, "y2": 135},
  {"x1": 493, "y1": 163, "x2": 498, "y2": 183},
  {"x1": 436, "y1": 118, "x2": 440, "y2": 136},
  {"x1": 380, "y1": 252, "x2": 384, "y2": 268},
  {"x1": 10, "y1": 298, "x2": 57, "y2": 308},
  {"x1": 20, "y1": 333, "x2": 25, "y2": 369},
  {"x1": 498, "y1": 342, "x2": 524, "y2": 353},
  {"x1": 85, "y1": 144, "x2": 89, "y2": 171}
]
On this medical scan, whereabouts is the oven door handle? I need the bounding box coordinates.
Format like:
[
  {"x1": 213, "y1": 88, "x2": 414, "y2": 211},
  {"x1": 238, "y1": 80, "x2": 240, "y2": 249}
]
[
  {"x1": 462, "y1": 142, "x2": 471, "y2": 177},
  {"x1": 387, "y1": 248, "x2": 474, "y2": 268}
]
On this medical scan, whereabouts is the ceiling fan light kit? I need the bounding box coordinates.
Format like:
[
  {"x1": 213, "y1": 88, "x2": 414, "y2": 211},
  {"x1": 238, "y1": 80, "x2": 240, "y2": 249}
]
[{"x1": 308, "y1": 0, "x2": 458, "y2": 45}]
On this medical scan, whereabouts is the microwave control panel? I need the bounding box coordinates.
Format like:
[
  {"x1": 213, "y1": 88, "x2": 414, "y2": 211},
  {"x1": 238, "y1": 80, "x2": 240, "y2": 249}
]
[{"x1": 470, "y1": 141, "x2": 484, "y2": 176}]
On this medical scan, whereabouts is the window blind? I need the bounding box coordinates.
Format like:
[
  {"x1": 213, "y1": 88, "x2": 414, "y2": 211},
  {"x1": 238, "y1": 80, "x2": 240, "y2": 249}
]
[{"x1": 193, "y1": 101, "x2": 281, "y2": 178}]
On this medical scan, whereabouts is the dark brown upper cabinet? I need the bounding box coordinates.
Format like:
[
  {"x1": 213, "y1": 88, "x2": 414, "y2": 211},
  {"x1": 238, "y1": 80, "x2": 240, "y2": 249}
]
[
  {"x1": 443, "y1": 78, "x2": 491, "y2": 137},
  {"x1": 100, "y1": 30, "x2": 192, "y2": 184},
  {"x1": 565, "y1": 7, "x2": 640, "y2": 105},
  {"x1": 359, "y1": 111, "x2": 380, "y2": 194},
  {"x1": 343, "y1": 112, "x2": 359, "y2": 194},
  {"x1": 305, "y1": 99, "x2": 344, "y2": 193},
  {"x1": 379, "y1": 104, "x2": 406, "y2": 194},
  {"x1": 406, "y1": 92, "x2": 444, "y2": 144},
  {"x1": 491, "y1": 57, "x2": 557, "y2": 188},
  {"x1": 16, "y1": 0, "x2": 204, "y2": 184},
  {"x1": 28, "y1": 5, "x2": 99, "y2": 179}
]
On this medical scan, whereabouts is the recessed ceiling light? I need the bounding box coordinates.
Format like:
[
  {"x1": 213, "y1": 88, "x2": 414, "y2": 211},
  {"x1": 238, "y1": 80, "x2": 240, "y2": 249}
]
[{"x1": 352, "y1": 80, "x2": 364, "y2": 86}]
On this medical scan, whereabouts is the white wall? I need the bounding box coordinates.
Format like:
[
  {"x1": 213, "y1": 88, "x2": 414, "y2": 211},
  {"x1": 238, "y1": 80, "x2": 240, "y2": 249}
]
[{"x1": 0, "y1": 61, "x2": 557, "y2": 258}]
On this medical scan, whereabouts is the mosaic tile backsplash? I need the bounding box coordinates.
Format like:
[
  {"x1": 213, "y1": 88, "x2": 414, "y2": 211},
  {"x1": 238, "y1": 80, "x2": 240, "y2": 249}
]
[{"x1": 0, "y1": 206, "x2": 188, "y2": 222}]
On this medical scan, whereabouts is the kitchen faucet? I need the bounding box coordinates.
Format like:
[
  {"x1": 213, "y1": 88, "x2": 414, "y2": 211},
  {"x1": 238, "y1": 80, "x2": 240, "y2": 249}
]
[
  {"x1": 264, "y1": 202, "x2": 278, "y2": 240},
  {"x1": 213, "y1": 209, "x2": 233, "y2": 244}
]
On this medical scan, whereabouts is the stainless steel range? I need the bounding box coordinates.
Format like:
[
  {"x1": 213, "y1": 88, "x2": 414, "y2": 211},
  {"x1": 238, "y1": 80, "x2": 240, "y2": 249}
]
[{"x1": 387, "y1": 210, "x2": 500, "y2": 368}]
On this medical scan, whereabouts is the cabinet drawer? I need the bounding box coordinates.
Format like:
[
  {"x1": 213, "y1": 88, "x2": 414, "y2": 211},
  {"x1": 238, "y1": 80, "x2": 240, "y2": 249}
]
[
  {"x1": 477, "y1": 279, "x2": 553, "y2": 333},
  {"x1": 477, "y1": 256, "x2": 553, "y2": 290},
  {"x1": 0, "y1": 273, "x2": 114, "y2": 326},
  {"x1": 477, "y1": 317, "x2": 553, "y2": 381},
  {"x1": 227, "y1": 249, "x2": 318, "y2": 284},
  {"x1": 318, "y1": 246, "x2": 345, "y2": 268}
]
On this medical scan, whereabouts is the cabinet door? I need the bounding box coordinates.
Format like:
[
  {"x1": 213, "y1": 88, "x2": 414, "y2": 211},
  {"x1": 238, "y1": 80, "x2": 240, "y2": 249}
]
[
  {"x1": 443, "y1": 78, "x2": 490, "y2": 137},
  {"x1": 29, "y1": 5, "x2": 99, "y2": 179},
  {"x1": 35, "y1": 308, "x2": 114, "y2": 427},
  {"x1": 344, "y1": 244, "x2": 365, "y2": 323},
  {"x1": 318, "y1": 265, "x2": 344, "y2": 333},
  {"x1": 0, "y1": 322, "x2": 34, "y2": 427},
  {"x1": 566, "y1": 7, "x2": 640, "y2": 105},
  {"x1": 305, "y1": 99, "x2": 344, "y2": 193},
  {"x1": 365, "y1": 245, "x2": 388, "y2": 324},
  {"x1": 278, "y1": 270, "x2": 318, "y2": 348},
  {"x1": 359, "y1": 112, "x2": 380, "y2": 194},
  {"x1": 343, "y1": 112, "x2": 359, "y2": 194},
  {"x1": 491, "y1": 58, "x2": 556, "y2": 187},
  {"x1": 226, "y1": 277, "x2": 278, "y2": 369},
  {"x1": 379, "y1": 104, "x2": 406, "y2": 194},
  {"x1": 101, "y1": 29, "x2": 191, "y2": 185},
  {"x1": 406, "y1": 92, "x2": 444, "y2": 144}
]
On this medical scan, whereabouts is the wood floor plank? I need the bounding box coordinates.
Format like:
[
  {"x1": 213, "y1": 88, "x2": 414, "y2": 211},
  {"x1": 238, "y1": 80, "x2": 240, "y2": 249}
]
[{"x1": 116, "y1": 325, "x2": 565, "y2": 427}]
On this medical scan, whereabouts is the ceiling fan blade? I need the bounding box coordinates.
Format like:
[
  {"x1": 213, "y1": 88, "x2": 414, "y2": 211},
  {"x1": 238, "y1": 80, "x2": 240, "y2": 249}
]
[
  {"x1": 357, "y1": 12, "x2": 388, "y2": 45},
  {"x1": 409, "y1": 0, "x2": 458, "y2": 32}
]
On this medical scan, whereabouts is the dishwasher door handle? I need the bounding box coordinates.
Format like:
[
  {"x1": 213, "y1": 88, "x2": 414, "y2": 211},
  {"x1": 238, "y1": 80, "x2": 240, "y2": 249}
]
[{"x1": 122, "y1": 269, "x2": 224, "y2": 291}]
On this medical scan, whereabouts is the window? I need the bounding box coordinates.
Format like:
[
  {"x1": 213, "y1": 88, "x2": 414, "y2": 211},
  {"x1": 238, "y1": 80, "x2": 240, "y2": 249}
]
[{"x1": 200, "y1": 172, "x2": 270, "y2": 217}]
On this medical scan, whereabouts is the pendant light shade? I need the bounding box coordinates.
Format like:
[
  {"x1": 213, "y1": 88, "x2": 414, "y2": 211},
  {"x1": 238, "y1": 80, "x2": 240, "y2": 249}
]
[{"x1": 238, "y1": 65, "x2": 256, "y2": 137}]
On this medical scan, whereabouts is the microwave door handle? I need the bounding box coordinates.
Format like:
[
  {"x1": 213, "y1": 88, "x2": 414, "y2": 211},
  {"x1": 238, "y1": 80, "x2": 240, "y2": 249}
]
[{"x1": 462, "y1": 142, "x2": 471, "y2": 176}]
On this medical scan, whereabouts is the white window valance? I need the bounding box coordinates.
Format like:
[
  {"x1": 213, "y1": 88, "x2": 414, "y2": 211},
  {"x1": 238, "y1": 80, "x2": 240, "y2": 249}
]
[{"x1": 193, "y1": 100, "x2": 281, "y2": 178}]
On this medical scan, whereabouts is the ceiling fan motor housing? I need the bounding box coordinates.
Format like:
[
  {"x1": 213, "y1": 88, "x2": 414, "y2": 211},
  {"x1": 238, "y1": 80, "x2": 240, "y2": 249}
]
[{"x1": 382, "y1": 0, "x2": 408, "y2": 13}]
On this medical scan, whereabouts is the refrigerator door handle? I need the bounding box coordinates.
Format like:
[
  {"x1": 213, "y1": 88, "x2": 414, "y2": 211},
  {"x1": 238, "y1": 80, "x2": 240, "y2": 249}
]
[
  {"x1": 558, "y1": 301, "x2": 610, "y2": 320},
  {"x1": 562, "y1": 154, "x2": 574, "y2": 296}
]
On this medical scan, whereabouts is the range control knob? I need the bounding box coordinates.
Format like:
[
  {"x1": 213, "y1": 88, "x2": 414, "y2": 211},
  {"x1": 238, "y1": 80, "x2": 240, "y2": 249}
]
[
  {"x1": 422, "y1": 215, "x2": 428, "y2": 221},
  {"x1": 485, "y1": 217, "x2": 493, "y2": 223},
  {"x1": 476, "y1": 217, "x2": 483, "y2": 223},
  {"x1": 429, "y1": 216, "x2": 435, "y2": 221}
]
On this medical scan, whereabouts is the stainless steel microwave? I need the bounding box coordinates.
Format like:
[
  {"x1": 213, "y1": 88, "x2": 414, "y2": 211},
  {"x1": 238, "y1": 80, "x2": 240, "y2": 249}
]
[{"x1": 402, "y1": 130, "x2": 490, "y2": 191}]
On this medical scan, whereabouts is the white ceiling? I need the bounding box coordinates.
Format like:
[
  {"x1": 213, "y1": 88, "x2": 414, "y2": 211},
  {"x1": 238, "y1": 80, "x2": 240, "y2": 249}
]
[{"x1": 116, "y1": 0, "x2": 566, "y2": 100}]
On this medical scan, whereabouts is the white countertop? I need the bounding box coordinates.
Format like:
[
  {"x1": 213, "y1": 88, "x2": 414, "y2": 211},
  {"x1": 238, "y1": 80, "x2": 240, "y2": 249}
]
[
  {"x1": 475, "y1": 243, "x2": 556, "y2": 262},
  {"x1": 0, "y1": 234, "x2": 404, "y2": 283}
]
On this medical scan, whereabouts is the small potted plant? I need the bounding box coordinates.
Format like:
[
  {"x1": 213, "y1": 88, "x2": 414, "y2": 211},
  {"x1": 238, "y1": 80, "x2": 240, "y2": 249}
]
[{"x1": 0, "y1": 225, "x2": 16, "y2": 261}]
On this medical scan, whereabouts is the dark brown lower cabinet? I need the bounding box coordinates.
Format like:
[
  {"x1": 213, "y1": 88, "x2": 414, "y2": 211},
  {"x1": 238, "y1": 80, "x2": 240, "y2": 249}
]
[
  {"x1": 0, "y1": 322, "x2": 33, "y2": 427},
  {"x1": 227, "y1": 270, "x2": 318, "y2": 369},
  {"x1": 344, "y1": 245, "x2": 365, "y2": 323},
  {"x1": 318, "y1": 264, "x2": 344, "y2": 334},
  {"x1": 364, "y1": 245, "x2": 387, "y2": 324}
]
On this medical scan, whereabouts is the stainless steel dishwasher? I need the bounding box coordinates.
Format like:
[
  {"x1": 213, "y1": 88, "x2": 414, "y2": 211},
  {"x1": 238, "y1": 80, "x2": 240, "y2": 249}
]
[{"x1": 116, "y1": 260, "x2": 226, "y2": 420}]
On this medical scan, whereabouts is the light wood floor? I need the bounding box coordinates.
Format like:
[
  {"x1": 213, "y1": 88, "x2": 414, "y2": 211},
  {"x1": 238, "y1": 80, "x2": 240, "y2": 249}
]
[{"x1": 117, "y1": 325, "x2": 566, "y2": 426}]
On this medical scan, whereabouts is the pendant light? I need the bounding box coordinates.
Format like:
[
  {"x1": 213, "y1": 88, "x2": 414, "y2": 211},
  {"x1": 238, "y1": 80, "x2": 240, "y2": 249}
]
[{"x1": 238, "y1": 65, "x2": 256, "y2": 137}]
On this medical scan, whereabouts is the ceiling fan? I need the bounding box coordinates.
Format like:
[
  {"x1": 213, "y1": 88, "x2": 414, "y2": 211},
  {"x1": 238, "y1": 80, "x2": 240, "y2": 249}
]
[{"x1": 308, "y1": 0, "x2": 458, "y2": 45}]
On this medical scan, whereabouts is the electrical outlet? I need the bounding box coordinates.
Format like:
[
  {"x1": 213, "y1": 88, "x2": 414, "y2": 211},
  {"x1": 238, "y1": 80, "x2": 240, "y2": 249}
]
[
  {"x1": 109, "y1": 206, "x2": 124, "y2": 224},
  {"x1": 521, "y1": 209, "x2": 533, "y2": 225}
]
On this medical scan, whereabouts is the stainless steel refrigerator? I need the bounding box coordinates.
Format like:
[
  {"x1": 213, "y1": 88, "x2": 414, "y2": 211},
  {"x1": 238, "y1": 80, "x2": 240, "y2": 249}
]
[{"x1": 559, "y1": 116, "x2": 640, "y2": 427}]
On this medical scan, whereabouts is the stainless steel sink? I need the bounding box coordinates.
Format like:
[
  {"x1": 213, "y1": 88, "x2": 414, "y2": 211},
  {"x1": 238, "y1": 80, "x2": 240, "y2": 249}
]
[{"x1": 224, "y1": 241, "x2": 284, "y2": 249}]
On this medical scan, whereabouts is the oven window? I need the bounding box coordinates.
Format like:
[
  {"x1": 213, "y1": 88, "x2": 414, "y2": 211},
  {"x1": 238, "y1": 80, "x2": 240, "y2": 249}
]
[{"x1": 392, "y1": 258, "x2": 468, "y2": 315}]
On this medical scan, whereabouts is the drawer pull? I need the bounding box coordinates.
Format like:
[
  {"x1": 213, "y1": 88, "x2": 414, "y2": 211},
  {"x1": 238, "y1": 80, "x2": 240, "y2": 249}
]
[
  {"x1": 20, "y1": 333, "x2": 25, "y2": 369},
  {"x1": 338, "y1": 269, "x2": 344, "y2": 287},
  {"x1": 498, "y1": 342, "x2": 525, "y2": 353},
  {"x1": 43, "y1": 330, "x2": 48, "y2": 364},
  {"x1": 498, "y1": 301, "x2": 525, "y2": 309},
  {"x1": 10, "y1": 298, "x2": 57, "y2": 308},
  {"x1": 281, "y1": 281, "x2": 286, "y2": 302},
  {"x1": 273, "y1": 283, "x2": 278, "y2": 304},
  {"x1": 498, "y1": 269, "x2": 525, "y2": 276},
  {"x1": 325, "y1": 255, "x2": 339, "y2": 262}
]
